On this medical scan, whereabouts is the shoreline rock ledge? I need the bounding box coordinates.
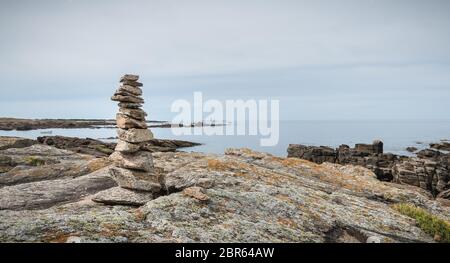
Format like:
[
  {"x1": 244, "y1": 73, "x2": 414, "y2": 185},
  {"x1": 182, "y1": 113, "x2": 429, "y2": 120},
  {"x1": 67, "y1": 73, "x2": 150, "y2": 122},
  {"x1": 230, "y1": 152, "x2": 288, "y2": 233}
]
[{"x1": 93, "y1": 74, "x2": 163, "y2": 206}]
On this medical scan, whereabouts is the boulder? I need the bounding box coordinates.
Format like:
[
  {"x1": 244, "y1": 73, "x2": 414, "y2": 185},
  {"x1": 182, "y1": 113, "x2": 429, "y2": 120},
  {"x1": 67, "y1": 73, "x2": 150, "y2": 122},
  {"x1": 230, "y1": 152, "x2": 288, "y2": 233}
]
[
  {"x1": 109, "y1": 151, "x2": 154, "y2": 172},
  {"x1": 37, "y1": 136, "x2": 115, "y2": 157},
  {"x1": 109, "y1": 167, "x2": 163, "y2": 192},
  {"x1": 0, "y1": 167, "x2": 116, "y2": 210},
  {"x1": 120, "y1": 74, "x2": 139, "y2": 82},
  {"x1": 117, "y1": 85, "x2": 142, "y2": 96},
  {"x1": 92, "y1": 187, "x2": 153, "y2": 206},
  {"x1": 118, "y1": 102, "x2": 142, "y2": 109},
  {"x1": 116, "y1": 113, "x2": 147, "y2": 129},
  {"x1": 430, "y1": 142, "x2": 450, "y2": 151},
  {"x1": 111, "y1": 95, "x2": 144, "y2": 104},
  {"x1": 406, "y1": 147, "x2": 418, "y2": 153},
  {"x1": 119, "y1": 108, "x2": 147, "y2": 121},
  {"x1": 121, "y1": 80, "x2": 143, "y2": 87},
  {"x1": 0, "y1": 136, "x2": 37, "y2": 150},
  {"x1": 117, "y1": 128, "x2": 153, "y2": 143},
  {"x1": 287, "y1": 144, "x2": 336, "y2": 163},
  {"x1": 115, "y1": 140, "x2": 141, "y2": 153}
]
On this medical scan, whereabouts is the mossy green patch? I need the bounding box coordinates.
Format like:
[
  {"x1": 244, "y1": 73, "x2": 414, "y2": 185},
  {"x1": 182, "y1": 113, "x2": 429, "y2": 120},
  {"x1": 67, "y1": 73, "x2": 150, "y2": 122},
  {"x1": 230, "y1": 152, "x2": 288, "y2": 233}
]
[
  {"x1": 24, "y1": 156, "x2": 46, "y2": 166},
  {"x1": 393, "y1": 203, "x2": 450, "y2": 243},
  {"x1": 94, "y1": 145, "x2": 114, "y2": 154}
]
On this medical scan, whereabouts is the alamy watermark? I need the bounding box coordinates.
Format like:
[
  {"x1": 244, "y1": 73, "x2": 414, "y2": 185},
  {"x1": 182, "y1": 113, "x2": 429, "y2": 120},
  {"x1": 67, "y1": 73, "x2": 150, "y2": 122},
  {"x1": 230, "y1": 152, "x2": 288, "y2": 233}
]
[{"x1": 170, "y1": 92, "x2": 279, "y2": 146}]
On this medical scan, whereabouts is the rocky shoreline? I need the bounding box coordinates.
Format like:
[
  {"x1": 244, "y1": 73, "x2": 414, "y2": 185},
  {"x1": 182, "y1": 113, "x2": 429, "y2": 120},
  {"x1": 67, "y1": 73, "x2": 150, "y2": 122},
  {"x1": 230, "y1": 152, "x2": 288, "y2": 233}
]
[
  {"x1": 0, "y1": 136, "x2": 200, "y2": 174},
  {"x1": 287, "y1": 140, "x2": 450, "y2": 199},
  {"x1": 0, "y1": 140, "x2": 449, "y2": 242}
]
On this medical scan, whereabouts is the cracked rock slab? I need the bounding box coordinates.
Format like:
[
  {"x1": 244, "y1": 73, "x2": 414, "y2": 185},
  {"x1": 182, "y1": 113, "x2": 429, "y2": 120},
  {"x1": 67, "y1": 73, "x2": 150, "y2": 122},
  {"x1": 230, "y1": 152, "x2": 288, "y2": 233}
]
[
  {"x1": 109, "y1": 167, "x2": 163, "y2": 193},
  {"x1": 92, "y1": 187, "x2": 153, "y2": 206}
]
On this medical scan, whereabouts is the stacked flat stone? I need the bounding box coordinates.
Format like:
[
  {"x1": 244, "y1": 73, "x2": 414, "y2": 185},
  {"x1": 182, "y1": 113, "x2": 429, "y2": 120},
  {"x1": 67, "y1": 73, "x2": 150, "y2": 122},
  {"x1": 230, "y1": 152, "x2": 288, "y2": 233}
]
[{"x1": 108, "y1": 74, "x2": 163, "y2": 195}]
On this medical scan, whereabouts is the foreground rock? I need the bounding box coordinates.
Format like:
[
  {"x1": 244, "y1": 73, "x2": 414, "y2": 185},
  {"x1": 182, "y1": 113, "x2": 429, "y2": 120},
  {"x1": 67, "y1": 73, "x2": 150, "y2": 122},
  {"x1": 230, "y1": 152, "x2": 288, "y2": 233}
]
[
  {"x1": 287, "y1": 141, "x2": 450, "y2": 197},
  {"x1": 0, "y1": 146, "x2": 449, "y2": 242},
  {"x1": 92, "y1": 187, "x2": 153, "y2": 206},
  {"x1": 0, "y1": 167, "x2": 116, "y2": 210},
  {"x1": 0, "y1": 137, "x2": 37, "y2": 150}
]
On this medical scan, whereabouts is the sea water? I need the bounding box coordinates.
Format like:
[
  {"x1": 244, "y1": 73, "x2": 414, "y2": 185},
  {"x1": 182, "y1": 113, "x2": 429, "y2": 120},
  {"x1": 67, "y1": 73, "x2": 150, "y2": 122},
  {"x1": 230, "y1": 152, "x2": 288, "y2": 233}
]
[{"x1": 0, "y1": 120, "x2": 449, "y2": 157}]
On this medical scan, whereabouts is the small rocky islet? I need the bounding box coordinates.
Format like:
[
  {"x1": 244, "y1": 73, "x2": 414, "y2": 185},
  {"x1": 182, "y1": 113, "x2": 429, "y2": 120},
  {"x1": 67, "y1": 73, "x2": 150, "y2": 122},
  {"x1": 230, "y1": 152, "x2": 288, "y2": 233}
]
[
  {"x1": 0, "y1": 74, "x2": 449, "y2": 243},
  {"x1": 287, "y1": 140, "x2": 450, "y2": 199}
]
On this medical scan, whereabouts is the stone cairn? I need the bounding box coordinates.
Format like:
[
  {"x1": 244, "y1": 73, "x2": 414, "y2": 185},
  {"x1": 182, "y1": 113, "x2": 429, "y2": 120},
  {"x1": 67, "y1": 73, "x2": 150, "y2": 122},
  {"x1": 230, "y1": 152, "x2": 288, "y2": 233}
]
[{"x1": 107, "y1": 74, "x2": 163, "y2": 197}]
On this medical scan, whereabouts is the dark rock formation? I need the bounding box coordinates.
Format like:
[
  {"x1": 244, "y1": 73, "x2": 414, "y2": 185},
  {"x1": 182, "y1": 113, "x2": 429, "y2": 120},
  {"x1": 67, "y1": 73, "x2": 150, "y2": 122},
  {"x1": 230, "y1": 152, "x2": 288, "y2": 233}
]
[
  {"x1": 430, "y1": 142, "x2": 450, "y2": 151},
  {"x1": 0, "y1": 137, "x2": 37, "y2": 150},
  {"x1": 287, "y1": 140, "x2": 450, "y2": 197},
  {"x1": 406, "y1": 147, "x2": 418, "y2": 153},
  {"x1": 37, "y1": 136, "x2": 200, "y2": 157},
  {"x1": 0, "y1": 118, "x2": 115, "y2": 131},
  {"x1": 37, "y1": 136, "x2": 115, "y2": 157}
]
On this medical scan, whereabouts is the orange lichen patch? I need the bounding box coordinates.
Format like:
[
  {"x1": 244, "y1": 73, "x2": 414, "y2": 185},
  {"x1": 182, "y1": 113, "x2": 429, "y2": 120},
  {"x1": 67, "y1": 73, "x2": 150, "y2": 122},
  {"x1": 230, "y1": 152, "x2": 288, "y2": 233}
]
[
  {"x1": 207, "y1": 159, "x2": 230, "y2": 171},
  {"x1": 183, "y1": 186, "x2": 210, "y2": 201},
  {"x1": 87, "y1": 157, "x2": 111, "y2": 171},
  {"x1": 278, "y1": 218, "x2": 298, "y2": 229},
  {"x1": 42, "y1": 231, "x2": 75, "y2": 243},
  {"x1": 207, "y1": 159, "x2": 253, "y2": 173},
  {"x1": 134, "y1": 209, "x2": 146, "y2": 222},
  {"x1": 280, "y1": 157, "x2": 317, "y2": 168},
  {"x1": 274, "y1": 156, "x2": 382, "y2": 193}
]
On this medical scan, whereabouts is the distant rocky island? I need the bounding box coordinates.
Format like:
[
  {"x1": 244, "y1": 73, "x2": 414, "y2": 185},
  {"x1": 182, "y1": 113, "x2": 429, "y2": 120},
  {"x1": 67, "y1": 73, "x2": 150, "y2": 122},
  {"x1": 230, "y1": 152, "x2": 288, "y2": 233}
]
[{"x1": 0, "y1": 118, "x2": 219, "y2": 131}]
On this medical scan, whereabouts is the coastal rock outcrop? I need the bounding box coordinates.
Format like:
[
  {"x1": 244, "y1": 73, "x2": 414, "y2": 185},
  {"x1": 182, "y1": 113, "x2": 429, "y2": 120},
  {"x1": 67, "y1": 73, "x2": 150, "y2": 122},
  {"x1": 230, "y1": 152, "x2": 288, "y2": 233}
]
[
  {"x1": 287, "y1": 141, "x2": 450, "y2": 197},
  {"x1": 0, "y1": 147, "x2": 448, "y2": 242}
]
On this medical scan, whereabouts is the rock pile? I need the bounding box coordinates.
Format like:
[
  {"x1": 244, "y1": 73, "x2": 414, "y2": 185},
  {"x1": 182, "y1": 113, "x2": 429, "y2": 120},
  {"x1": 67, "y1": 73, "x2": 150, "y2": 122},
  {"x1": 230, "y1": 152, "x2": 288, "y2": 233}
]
[{"x1": 93, "y1": 74, "x2": 163, "y2": 206}]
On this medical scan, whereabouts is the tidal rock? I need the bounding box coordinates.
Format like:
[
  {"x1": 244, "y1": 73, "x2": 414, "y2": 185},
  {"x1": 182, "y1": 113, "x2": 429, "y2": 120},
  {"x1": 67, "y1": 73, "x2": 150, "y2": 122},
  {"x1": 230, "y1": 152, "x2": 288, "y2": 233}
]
[
  {"x1": 430, "y1": 142, "x2": 450, "y2": 151},
  {"x1": 109, "y1": 151, "x2": 154, "y2": 172},
  {"x1": 287, "y1": 144, "x2": 336, "y2": 163},
  {"x1": 111, "y1": 95, "x2": 144, "y2": 104},
  {"x1": 406, "y1": 147, "x2": 418, "y2": 153},
  {"x1": 117, "y1": 128, "x2": 153, "y2": 143},
  {"x1": 115, "y1": 140, "x2": 141, "y2": 153},
  {"x1": 92, "y1": 187, "x2": 153, "y2": 206},
  {"x1": 119, "y1": 108, "x2": 147, "y2": 121},
  {"x1": 0, "y1": 136, "x2": 37, "y2": 150},
  {"x1": 37, "y1": 136, "x2": 115, "y2": 157},
  {"x1": 109, "y1": 167, "x2": 162, "y2": 192},
  {"x1": 116, "y1": 113, "x2": 147, "y2": 129},
  {"x1": 288, "y1": 141, "x2": 450, "y2": 196},
  {"x1": 117, "y1": 85, "x2": 142, "y2": 96},
  {"x1": 120, "y1": 74, "x2": 139, "y2": 82}
]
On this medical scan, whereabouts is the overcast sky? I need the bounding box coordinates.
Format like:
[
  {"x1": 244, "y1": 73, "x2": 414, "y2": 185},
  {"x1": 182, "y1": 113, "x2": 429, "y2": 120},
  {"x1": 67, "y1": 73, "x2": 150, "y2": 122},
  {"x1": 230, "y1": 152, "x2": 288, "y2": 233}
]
[{"x1": 1, "y1": 0, "x2": 450, "y2": 120}]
